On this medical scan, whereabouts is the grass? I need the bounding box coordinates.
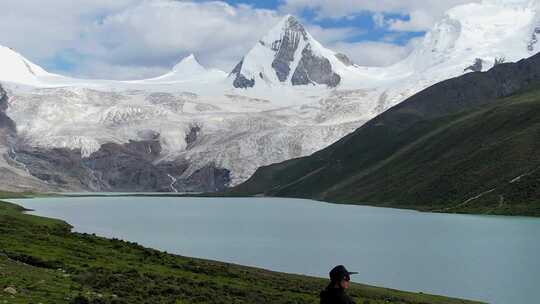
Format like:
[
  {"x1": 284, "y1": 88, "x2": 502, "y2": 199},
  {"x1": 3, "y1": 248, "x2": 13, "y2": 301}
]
[
  {"x1": 0, "y1": 199, "x2": 483, "y2": 304},
  {"x1": 0, "y1": 192, "x2": 32, "y2": 199},
  {"x1": 327, "y1": 86, "x2": 540, "y2": 216}
]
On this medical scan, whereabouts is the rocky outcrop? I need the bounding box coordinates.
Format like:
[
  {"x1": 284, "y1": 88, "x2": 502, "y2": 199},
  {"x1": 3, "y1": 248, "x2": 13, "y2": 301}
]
[
  {"x1": 83, "y1": 140, "x2": 164, "y2": 191},
  {"x1": 0, "y1": 86, "x2": 15, "y2": 142},
  {"x1": 233, "y1": 73, "x2": 255, "y2": 89},
  {"x1": 10, "y1": 138, "x2": 231, "y2": 193},
  {"x1": 528, "y1": 26, "x2": 540, "y2": 52},
  {"x1": 11, "y1": 146, "x2": 102, "y2": 190},
  {"x1": 494, "y1": 57, "x2": 506, "y2": 67},
  {"x1": 176, "y1": 163, "x2": 231, "y2": 192},
  {"x1": 464, "y1": 58, "x2": 483, "y2": 72},
  {"x1": 0, "y1": 86, "x2": 55, "y2": 192},
  {"x1": 185, "y1": 123, "x2": 201, "y2": 149},
  {"x1": 231, "y1": 60, "x2": 255, "y2": 89},
  {"x1": 271, "y1": 17, "x2": 306, "y2": 82},
  {"x1": 292, "y1": 46, "x2": 341, "y2": 87},
  {"x1": 86, "y1": 139, "x2": 230, "y2": 192},
  {"x1": 335, "y1": 53, "x2": 354, "y2": 66}
]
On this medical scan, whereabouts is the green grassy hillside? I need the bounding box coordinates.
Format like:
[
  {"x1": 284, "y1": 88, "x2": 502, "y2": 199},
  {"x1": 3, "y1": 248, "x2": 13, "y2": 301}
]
[
  {"x1": 231, "y1": 53, "x2": 540, "y2": 216},
  {"x1": 325, "y1": 86, "x2": 540, "y2": 215},
  {"x1": 0, "y1": 200, "x2": 482, "y2": 304}
]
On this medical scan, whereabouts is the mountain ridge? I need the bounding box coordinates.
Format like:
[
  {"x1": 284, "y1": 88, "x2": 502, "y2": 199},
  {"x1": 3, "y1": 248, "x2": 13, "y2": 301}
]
[{"x1": 230, "y1": 51, "x2": 540, "y2": 216}]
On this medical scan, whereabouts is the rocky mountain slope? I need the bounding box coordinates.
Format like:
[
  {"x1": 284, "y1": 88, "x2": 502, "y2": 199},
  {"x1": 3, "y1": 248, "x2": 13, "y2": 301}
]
[
  {"x1": 0, "y1": 86, "x2": 53, "y2": 192},
  {"x1": 230, "y1": 15, "x2": 346, "y2": 88},
  {"x1": 1, "y1": 0, "x2": 540, "y2": 192},
  {"x1": 231, "y1": 52, "x2": 540, "y2": 216}
]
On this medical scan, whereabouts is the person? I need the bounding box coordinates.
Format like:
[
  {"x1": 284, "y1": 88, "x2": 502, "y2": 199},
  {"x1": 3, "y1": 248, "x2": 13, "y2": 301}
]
[{"x1": 319, "y1": 265, "x2": 357, "y2": 304}]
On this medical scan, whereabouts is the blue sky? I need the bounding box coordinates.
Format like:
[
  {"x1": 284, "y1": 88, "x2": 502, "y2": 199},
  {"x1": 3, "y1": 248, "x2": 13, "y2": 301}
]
[
  {"x1": 216, "y1": 0, "x2": 282, "y2": 9},
  {"x1": 200, "y1": 0, "x2": 426, "y2": 45},
  {"x1": 0, "y1": 0, "x2": 472, "y2": 79}
]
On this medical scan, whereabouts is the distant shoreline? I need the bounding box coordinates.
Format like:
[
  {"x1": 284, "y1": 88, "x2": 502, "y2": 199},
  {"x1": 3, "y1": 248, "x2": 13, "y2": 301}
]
[
  {"x1": 10, "y1": 192, "x2": 540, "y2": 219},
  {"x1": 6, "y1": 191, "x2": 539, "y2": 218}
]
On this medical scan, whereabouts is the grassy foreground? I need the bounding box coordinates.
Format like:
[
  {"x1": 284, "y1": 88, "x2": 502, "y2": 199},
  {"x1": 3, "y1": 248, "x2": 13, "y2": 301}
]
[{"x1": 0, "y1": 199, "x2": 483, "y2": 304}]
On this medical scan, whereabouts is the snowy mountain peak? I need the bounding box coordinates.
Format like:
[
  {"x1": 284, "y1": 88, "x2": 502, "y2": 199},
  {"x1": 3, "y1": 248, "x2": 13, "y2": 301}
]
[
  {"x1": 172, "y1": 54, "x2": 205, "y2": 74},
  {"x1": 0, "y1": 45, "x2": 51, "y2": 85},
  {"x1": 400, "y1": 0, "x2": 540, "y2": 73},
  {"x1": 230, "y1": 14, "x2": 344, "y2": 89},
  {"x1": 262, "y1": 14, "x2": 308, "y2": 45},
  {"x1": 138, "y1": 53, "x2": 228, "y2": 84}
]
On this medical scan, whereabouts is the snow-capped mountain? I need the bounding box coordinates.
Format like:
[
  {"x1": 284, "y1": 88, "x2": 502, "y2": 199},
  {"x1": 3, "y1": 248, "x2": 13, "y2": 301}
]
[
  {"x1": 1, "y1": 0, "x2": 540, "y2": 192},
  {"x1": 229, "y1": 15, "x2": 350, "y2": 88},
  {"x1": 0, "y1": 46, "x2": 57, "y2": 86},
  {"x1": 135, "y1": 54, "x2": 227, "y2": 84}
]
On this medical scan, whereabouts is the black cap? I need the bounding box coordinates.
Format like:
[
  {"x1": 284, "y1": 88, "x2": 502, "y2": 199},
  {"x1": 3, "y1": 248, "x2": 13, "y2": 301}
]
[{"x1": 329, "y1": 265, "x2": 358, "y2": 282}]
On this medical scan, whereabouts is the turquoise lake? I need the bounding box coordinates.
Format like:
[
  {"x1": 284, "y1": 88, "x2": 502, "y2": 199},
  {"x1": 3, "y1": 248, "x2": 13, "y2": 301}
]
[{"x1": 9, "y1": 196, "x2": 540, "y2": 304}]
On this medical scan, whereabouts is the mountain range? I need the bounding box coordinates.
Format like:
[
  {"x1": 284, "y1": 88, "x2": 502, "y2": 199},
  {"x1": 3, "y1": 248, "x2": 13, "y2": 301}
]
[{"x1": 1, "y1": 0, "x2": 540, "y2": 195}]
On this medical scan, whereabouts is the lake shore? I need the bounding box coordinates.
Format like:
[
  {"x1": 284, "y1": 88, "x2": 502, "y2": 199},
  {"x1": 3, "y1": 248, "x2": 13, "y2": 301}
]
[
  {"x1": 0, "y1": 198, "x2": 484, "y2": 304},
  {"x1": 36, "y1": 191, "x2": 540, "y2": 218}
]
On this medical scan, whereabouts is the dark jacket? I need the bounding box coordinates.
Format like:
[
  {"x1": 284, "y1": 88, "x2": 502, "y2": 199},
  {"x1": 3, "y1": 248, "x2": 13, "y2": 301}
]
[{"x1": 320, "y1": 287, "x2": 356, "y2": 304}]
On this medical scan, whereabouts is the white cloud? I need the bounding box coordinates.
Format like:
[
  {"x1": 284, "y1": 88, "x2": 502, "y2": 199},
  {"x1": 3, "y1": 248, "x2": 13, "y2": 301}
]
[
  {"x1": 81, "y1": 1, "x2": 281, "y2": 73},
  {"x1": 387, "y1": 9, "x2": 443, "y2": 32},
  {"x1": 372, "y1": 13, "x2": 386, "y2": 28},
  {"x1": 0, "y1": 0, "x2": 139, "y2": 61},
  {"x1": 0, "y1": 0, "x2": 282, "y2": 79},
  {"x1": 305, "y1": 25, "x2": 363, "y2": 45},
  {"x1": 330, "y1": 39, "x2": 417, "y2": 67},
  {"x1": 281, "y1": 0, "x2": 478, "y2": 31}
]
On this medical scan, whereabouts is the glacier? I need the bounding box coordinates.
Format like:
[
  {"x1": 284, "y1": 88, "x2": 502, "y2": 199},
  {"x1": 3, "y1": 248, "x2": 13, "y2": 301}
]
[{"x1": 1, "y1": 0, "x2": 539, "y2": 191}]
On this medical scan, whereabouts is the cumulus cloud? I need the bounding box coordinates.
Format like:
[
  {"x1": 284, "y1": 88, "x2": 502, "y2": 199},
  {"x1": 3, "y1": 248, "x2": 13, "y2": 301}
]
[
  {"x1": 0, "y1": 0, "x2": 283, "y2": 79},
  {"x1": 79, "y1": 1, "x2": 281, "y2": 75},
  {"x1": 281, "y1": 0, "x2": 478, "y2": 31},
  {"x1": 0, "y1": 0, "x2": 138, "y2": 62}
]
